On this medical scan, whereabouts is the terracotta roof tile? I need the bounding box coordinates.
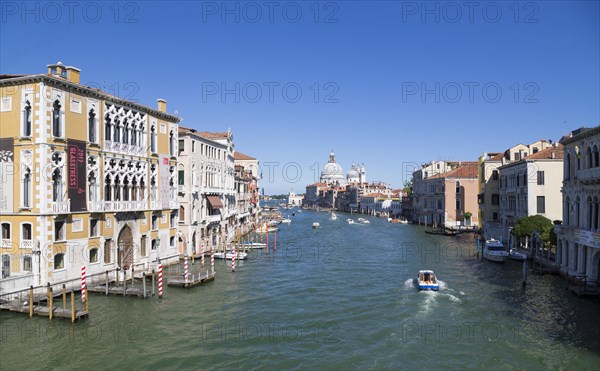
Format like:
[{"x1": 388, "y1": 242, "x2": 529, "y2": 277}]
[
  {"x1": 524, "y1": 144, "x2": 564, "y2": 160},
  {"x1": 234, "y1": 151, "x2": 256, "y2": 160},
  {"x1": 198, "y1": 131, "x2": 230, "y2": 140},
  {"x1": 429, "y1": 164, "x2": 478, "y2": 179}
]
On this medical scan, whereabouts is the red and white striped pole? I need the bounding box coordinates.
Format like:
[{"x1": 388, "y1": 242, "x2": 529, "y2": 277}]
[
  {"x1": 231, "y1": 246, "x2": 236, "y2": 272},
  {"x1": 210, "y1": 249, "x2": 215, "y2": 275},
  {"x1": 201, "y1": 243, "x2": 205, "y2": 269},
  {"x1": 184, "y1": 255, "x2": 189, "y2": 283},
  {"x1": 81, "y1": 265, "x2": 87, "y2": 302},
  {"x1": 158, "y1": 263, "x2": 163, "y2": 299}
]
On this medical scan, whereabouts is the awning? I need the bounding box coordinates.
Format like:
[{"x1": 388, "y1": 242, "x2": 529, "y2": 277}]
[{"x1": 207, "y1": 195, "x2": 223, "y2": 209}]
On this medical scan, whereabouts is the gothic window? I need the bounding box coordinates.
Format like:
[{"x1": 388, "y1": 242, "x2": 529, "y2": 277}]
[
  {"x1": 52, "y1": 99, "x2": 62, "y2": 137},
  {"x1": 22, "y1": 100, "x2": 32, "y2": 137}
]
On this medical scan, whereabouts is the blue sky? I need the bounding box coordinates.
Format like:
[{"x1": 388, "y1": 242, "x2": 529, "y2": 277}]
[{"x1": 1, "y1": 1, "x2": 599, "y2": 194}]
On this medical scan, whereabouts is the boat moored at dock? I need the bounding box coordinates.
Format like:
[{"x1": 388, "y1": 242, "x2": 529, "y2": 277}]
[{"x1": 483, "y1": 239, "x2": 509, "y2": 262}]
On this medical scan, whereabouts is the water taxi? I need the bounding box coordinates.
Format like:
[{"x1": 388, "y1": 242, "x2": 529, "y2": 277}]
[
  {"x1": 331, "y1": 212, "x2": 338, "y2": 220},
  {"x1": 281, "y1": 218, "x2": 292, "y2": 224},
  {"x1": 417, "y1": 270, "x2": 439, "y2": 291},
  {"x1": 346, "y1": 218, "x2": 355, "y2": 224},
  {"x1": 483, "y1": 239, "x2": 509, "y2": 262},
  {"x1": 509, "y1": 248, "x2": 527, "y2": 261},
  {"x1": 312, "y1": 222, "x2": 320, "y2": 229}
]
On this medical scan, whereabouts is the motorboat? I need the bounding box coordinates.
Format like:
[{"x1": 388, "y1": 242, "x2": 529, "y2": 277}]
[
  {"x1": 509, "y1": 248, "x2": 527, "y2": 261},
  {"x1": 387, "y1": 218, "x2": 392, "y2": 222},
  {"x1": 399, "y1": 219, "x2": 409, "y2": 224},
  {"x1": 213, "y1": 251, "x2": 248, "y2": 260},
  {"x1": 281, "y1": 218, "x2": 292, "y2": 224},
  {"x1": 255, "y1": 225, "x2": 278, "y2": 233},
  {"x1": 417, "y1": 270, "x2": 439, "y2": 291},
  {"x1": 346, "y1": 218, "x2": 355, "y2": 224},
  {"x1": 239, "y1": 242, "x2": 266, "y2": 249},
  {"x1": 483, "y1": 239, "x2": 509, "y2": 262},
  {"x1": 312, "y1": 222, "x2": 320, "y2": 229},
  {"x1": 359, "y1": 218, "x2": 370, "y2": 224},
  {"x1": 331, "y1": 212, "x2": 338, "y2": 220}
]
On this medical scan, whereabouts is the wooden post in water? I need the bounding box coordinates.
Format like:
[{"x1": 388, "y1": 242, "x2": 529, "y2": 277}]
[
  {"x1": 151, "y1": 270, "x2": 156, "y2": 296},
  {"x1": 85, "y1": 290, "x2": 89, "y2": 314},
  {"x1": 29, "y1": 286, "x2": 33, "y2": 318},
  {"x1": 522, "y1": 258, "x2": 527, "y2": 286},
  {"x1": 48, "y1": 287, "x2": 53, "y2": 320},
  {"x1": 62, "y1": 284, "x2": 67, "y2": 309},
  {"x1": 142, "y1": 273, "x2": 147, "y2": 298},
  {"x1": 105, "y1": 270, "x2": 109, "y2": 295},
  {"x1": 123, "y1": 268, "x2": 127, "y2": 295},
  {"x1": 70, "y1": 291, "x2": 75, "y2": 323}
]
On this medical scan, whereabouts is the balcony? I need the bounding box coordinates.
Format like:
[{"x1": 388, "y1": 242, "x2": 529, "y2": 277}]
[
  {"x1": 192, "y1": 185, "x2": 200, "y2": 194},
  {"x1": 20, "y1": 240, "x2": 34, "y2": 249},
  {"x1": 52, "y1": 200, "x2": 70, "y2": 214},
  {"x1": 577, "y1": 167, "x2": 600, "y2": 184},
  {"x1": 206, "y1": 214, "x2": 221, "y2": 224},
  {"x1": 168, "y1": 200, "x2": 178, "y2": 209},
  {"x1": 204, "y1": 187, "x2": 224, "y2": 195},
  {"x1": 178, "y1": 185, "x2": 185, "y2": 194},
  {"x1": 1, "y1": 239, "x2": 12, "y2": 248},
  {"x1": 89, "y1": 201, "x2": 104, "y2": 212},
  {"x1": 104, "y1": 140, "x2": 147, "y2": 157},
  {"x1": 150, "y1": 200, "x2": 161, "y2": 210}
]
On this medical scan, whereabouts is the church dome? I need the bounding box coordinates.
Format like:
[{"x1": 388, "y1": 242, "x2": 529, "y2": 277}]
[
  {"x1": 320, "y1": 150, "x2": 345, "y2": 184},
  {"x1": 347, "y1": 164, "x2": 360, "y2": 183}
]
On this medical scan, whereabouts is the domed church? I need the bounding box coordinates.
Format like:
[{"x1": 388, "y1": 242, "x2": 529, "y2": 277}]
[
  {"x1": 346, "y1": 163, "x2": 366, "y2": 184},
  {"x1": 320, "y1": 151, "x2": 346, "y2": 185}
]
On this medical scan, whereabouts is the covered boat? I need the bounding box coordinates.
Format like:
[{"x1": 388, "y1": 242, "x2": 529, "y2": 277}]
[
  {"x1": 483, "y1": 239, "x2": 509, "y2": 262},
  {"x1": 417, "y1": 270, "x2": 439, "y2": 291}
]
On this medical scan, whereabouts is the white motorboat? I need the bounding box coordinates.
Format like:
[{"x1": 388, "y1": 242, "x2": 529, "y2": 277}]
[
  {"x1": 509, "y1": 248, "x2": 527, "y2": 261},
  {"x1": 239, "y1": 242, "x2": 266, "y2": 249},
  {"x1": 483, "y1": 239, "x2": 509, "y2": 262},
  {"x1": 417, "y1": 270, "x2": 439, "y2": 291},
  {"x1": 312, "y1": 222, "x2": 320, "y2": 229},
  {"x1": 281, "y1": 218, "x2": 292, "y2": 224},
  {"x1": 213, "y1": 251, "x2": 248, "y2": 260},
  {"x1": 255, "y1": 225, "x2": 278, "y2": 233},
  {"x1": 346, "y1": 218, "x2": 355, "y2": 224},
  {"x1": 360, "y1": 219, "x2": 370, "y2": 224},
  {"x1": 331, "y1": 212, "x2": 338, "y2": 220},
  {"x1": 387, "y1": 218, "x2": 392, "y2": 222},
  {"x1": 399, "y1": 219, "x2": 409, "y2": 224}
]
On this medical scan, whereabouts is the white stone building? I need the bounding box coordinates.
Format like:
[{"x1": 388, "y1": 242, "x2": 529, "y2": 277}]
[{"x1": 555, "y1": 126, "x2": 600, "y2": 283}]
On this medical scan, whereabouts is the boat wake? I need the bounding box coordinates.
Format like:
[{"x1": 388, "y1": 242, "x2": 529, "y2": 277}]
[
  {"x1": 403, "y1": 278, "x2": 414, "y2": 290},
  {"x1": 437, "y1": 281, "x2": 462, "y2": 303}
]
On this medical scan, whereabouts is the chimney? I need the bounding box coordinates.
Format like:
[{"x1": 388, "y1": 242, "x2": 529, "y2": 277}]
[
  {"x1": 157, "y1": 99, "x2": 167, "y2": 112},
  {"x1": 551, "y1": 152, "x2": 556, "y2": 159},
  {"x1": 47, "y1": 62, "x2": 66, "y2": 78},
  {"x1": 65, "y1": 66, "x2": 80, "y2": 84}
]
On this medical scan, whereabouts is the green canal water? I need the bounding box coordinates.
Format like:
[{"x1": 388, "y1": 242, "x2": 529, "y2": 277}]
[{"x1": 1, "y1": 210, "x2": 599, "y2": 370}]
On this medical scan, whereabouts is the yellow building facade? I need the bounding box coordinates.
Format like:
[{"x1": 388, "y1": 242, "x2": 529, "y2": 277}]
[{"x1": 0, "y1": 62, "x2": 180, "y2": 293}]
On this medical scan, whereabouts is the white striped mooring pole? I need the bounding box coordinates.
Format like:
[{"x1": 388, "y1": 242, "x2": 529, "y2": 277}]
[
  {"x1": 158, "y1": 263, "x2": 163, "y2": 299},
  {"x1": 201, "y1": 243, "x2": 205, "y2": 269},
  {"x1": 81, "y1": 265, "x2": 87, "y2": 302},
  {"x1": 231, "y1": 246, "x2": 236, "y2": 272},
  {"x1": 211, "y1": 249, "x2": 215, "y2": 275},
  {"x1": 184, "y1": 255, "x2": 189, "y2": 283}
]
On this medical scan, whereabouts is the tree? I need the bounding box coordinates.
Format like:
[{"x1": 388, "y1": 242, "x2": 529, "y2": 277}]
[
  {"x1": 511, "y1": 215, "x2": 555, "y2": 246},
  {"x1": 403, "y1": 179, "x2": 413, "y2": 195}
]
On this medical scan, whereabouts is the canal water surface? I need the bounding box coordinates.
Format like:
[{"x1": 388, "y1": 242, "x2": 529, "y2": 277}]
[{"x1": 1, "y1": 210, "x2": 599, "y2": 369}]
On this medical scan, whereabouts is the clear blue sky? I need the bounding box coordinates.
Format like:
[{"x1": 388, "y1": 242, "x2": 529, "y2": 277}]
[{"x1": 2, "y1": 1, "x2": 598, "y2": 194}]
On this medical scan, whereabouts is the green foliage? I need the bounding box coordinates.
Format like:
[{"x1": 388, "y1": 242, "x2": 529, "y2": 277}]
[
  {"x1": 512, "y1": 215, "x2": 555, "y2": 245},
  {"x1": 464, "y1": 212, "x2": 472, "y2": 220},
  {"x1": 403, "y1": 179, "x2": 413, "y2": 195}
]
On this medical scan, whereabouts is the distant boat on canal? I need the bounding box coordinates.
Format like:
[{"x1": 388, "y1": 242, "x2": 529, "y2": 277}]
[
  {"x1": 417, "y1": 270, "x2": 439, "y2": 291},
  {"x1": 483, "y1": 239, "x2": 509, "y2": 262}
]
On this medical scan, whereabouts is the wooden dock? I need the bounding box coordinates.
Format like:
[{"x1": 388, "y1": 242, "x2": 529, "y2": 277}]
[
  {"x1": 167, "y1": 272, "x2": 215, "y2": 288},
  {"x1": 87, "y1": 284, "x2": 151, "y2": 297},
  {"x1": 0, "y1": 303, "x2": 88, "y2": 321}
]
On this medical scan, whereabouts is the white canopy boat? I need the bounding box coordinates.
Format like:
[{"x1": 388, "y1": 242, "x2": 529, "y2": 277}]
[
  {"x1": 255, "y1": 225, "x2": 278, "y2": 233},
  {"x1": 281, "y1": 218, "x2": 292, "y2": 224},
  {"x1": 239, "y1": 242, "x2": 266, "y2": 249},
  {"x1": 509, "y1": 248, "x2": 527, "y2": 261},
  {"x1": 346, "y1": 218, "x2": 355, "y2": 224},
  {"x1": 483, "y1": 239, "x2": 509, "y2": 262},
  {"x1": 331, "y1": 212, "x2": 338, "y2": 220},
  {"x1": 214, "y1": 251, "x2": 248, "y2": 260},
  {"x1": 417, "y1": 270, "x2": 439, "y2": 291},
  {"x1": 312, "y1": 222, "x2": 320, "y2": 229}
]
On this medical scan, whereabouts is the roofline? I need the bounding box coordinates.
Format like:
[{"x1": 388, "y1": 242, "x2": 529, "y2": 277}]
[
  {"x1": 0, "y1": 74, "x2": 181, "y2": 122},
  {"x1": 560, "y1": 126, "x2": 600, "y2": 145}
]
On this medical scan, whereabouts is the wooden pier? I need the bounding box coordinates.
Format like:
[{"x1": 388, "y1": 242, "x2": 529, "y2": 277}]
[
  {"x1": 0, "y1": 287, "x2": 88, "y2": 322},
  {"x1": 167, "y1": 271, "x2": 215, "y2": 288},
  {"x1": 0, "y1": 302, "x2": 88, "y2": 321}
]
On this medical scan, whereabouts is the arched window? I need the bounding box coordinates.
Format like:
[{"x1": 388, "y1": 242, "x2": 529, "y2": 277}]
[
  {"x1": 105, "y1": 114, "x2": 112, "y2": 141},
  {"x1": 131, "y1": 178, "x2": 138, "y2": 201},
  {"x1": 52, "y1": 99, "x2": 62, "y2": 137},
  {"x1": 150, "y1": 125, "x2": 157, "y2": 153},
  {"x1": 594, "y1": 196, "x2": 599, "y2": 230},
  {"x1": 52, "y1": 169, "x2": 63, "y2": 202},
  {"x1": 105, "y1": 176, "x2": 112, "y2": 201},
  {"x1": 113, "y1": 119, "x2": 120, "y2": 142},
  {"x1": 587, "y1": 147, "x2": 593, "y2": 169},
  {"x1": 114, "y1": 176, "x2": 121, "y2": 201},
  {"x1": 1, "y1": 222, "x2": 10, "y2": 240},
  {"x1": 565, "y1": 154, "x2": 571, "y2": 181},
  {"x1": 88, "y1": 108, "x2": 97, "y2": 143},
  {"x1": 588, "y1": 196, "x2": 593, "y2": 229},
  {"x1": 575, "y1": 197, "x2": 580, "y2": 226},
  {"x1": 564, "y1": 197, "x2": 570, "y2": 226},
  {"x1": 122, "y1": 119, "x2": 129, "y2": 144},
  {"x1": 22, "y1": 100, "x2": 32, "y2": 137},
  {"x1": 123, "y1": 176, "x2": 130, "y2": 201},
  {"x1": 104, "y1": 240, "x2": 112, "y2": 264},
  {"x1": 593, "y1": 145, "x2": 599, "y2": 168},
  {"x1": 140, "y1": 178, "x2": 146, "y2": 200},
  {"x1": 89, "y1": 173, "x2": 97, "y2": 202},
  {"x1": 169, "y1": 130, "x2": 175, "y2": 156},
  {"x1": 21, "y1": 223, "x2": 32, "y2": 242},
  {"x1": 22, "y1": 167, "x2": 31, "y2": 207},
  {"x1": 54, "y1": 253, "x2": 65, "y2": 270}
]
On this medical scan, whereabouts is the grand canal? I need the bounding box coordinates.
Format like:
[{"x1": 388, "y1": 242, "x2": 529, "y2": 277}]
[{"x1": 1, "y1": 209, "x2": 599, "y2": 369}]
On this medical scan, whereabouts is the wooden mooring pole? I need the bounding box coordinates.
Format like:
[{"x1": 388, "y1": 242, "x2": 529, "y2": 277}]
[
  {"x1": 105, "y1": 270, "x2": 109, "y2": 295},
  {"x1": 48, "y1": 287, "x2": 53, "y2": 321},
  {"x1": 142, "y1": 273, "x2": 147, "y2": 298},
  {"x1": 62, "y1": 284, "x2": 67, "y2": 309},
  {"x1": 70, "y1": 291, "x2": 75, "y2": 323},
  {"x1": 29, "y1": 286, "x2": 33, "y2": 318},
  {"x1": 151, "y1": 270, "x2": 156, "y2": 296}
]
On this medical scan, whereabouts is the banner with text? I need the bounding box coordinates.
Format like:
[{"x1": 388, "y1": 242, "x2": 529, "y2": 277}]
[{"x1": 68, "y1": 139, "x2": 87, "y2": 212}]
